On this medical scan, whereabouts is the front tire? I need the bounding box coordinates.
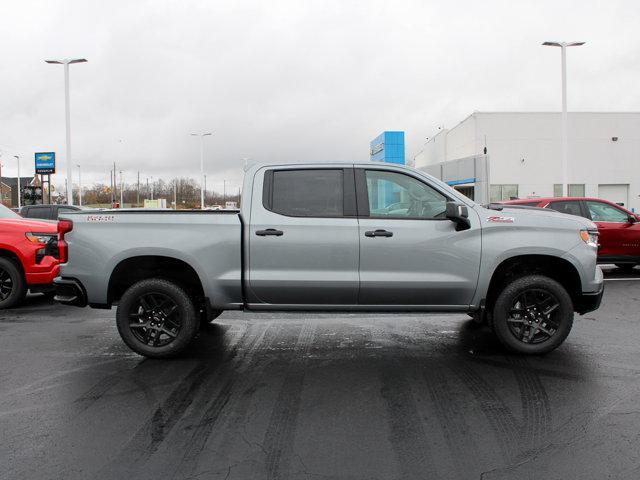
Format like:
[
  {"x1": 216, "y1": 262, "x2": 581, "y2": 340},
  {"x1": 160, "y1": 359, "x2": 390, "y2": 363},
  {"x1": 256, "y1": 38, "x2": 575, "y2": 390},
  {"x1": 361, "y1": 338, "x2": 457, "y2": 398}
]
[
  {"x1": 492, "y1": 275, "x2": 573, "y2": 355},
  {"x1": 116, "y1": 278, "x2": 199, "y2": 358},
  {"x1": 0, "y1": 257, "x2": 26, "y2": 309}
]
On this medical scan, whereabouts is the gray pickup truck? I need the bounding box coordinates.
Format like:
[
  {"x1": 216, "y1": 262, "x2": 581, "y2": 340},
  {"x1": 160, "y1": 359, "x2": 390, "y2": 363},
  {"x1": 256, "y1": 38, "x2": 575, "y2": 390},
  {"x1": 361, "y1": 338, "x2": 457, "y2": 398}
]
[{"x1": 54, "y1": 162, "x2": 604, "y2": 358}]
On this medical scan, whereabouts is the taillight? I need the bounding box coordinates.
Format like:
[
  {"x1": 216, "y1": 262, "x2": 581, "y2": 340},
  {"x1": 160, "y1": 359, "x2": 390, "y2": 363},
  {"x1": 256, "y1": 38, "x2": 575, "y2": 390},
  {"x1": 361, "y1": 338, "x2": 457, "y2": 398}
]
[{"x1": 57, "y1": 219, "x2": 73, "y2": 263}]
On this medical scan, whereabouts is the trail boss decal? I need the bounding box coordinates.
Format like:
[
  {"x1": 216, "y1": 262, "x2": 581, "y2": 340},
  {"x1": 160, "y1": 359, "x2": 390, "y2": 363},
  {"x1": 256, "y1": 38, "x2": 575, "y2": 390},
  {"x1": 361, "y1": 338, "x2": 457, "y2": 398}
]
[
  {"x1": 87, "y1": 215, "x2": 115, "y2": 222},
  {"x1": 487, "y1": 215, "x2": 515, "y2": 223}
]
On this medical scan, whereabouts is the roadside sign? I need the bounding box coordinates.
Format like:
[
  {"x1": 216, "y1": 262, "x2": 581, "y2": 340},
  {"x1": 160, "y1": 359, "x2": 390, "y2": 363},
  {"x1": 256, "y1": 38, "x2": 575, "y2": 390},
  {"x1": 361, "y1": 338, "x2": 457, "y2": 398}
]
[{"x1": 35, "y1": 152, "x2": 56, "y2": 174}]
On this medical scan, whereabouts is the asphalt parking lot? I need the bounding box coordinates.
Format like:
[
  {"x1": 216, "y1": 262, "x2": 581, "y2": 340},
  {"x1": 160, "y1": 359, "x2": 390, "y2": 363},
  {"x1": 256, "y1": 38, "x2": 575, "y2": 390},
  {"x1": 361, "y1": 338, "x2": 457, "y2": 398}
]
[{"x1": 1, "y1": 267, "x2": 639, "y2": 480}]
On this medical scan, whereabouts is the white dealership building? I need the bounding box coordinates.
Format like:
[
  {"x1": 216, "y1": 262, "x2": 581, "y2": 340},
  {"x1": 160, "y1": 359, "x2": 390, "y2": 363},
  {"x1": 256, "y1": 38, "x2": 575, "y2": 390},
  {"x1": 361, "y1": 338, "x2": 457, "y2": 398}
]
[{"x1": 413, "y1": 112, "x2": 640, "y2": 212}]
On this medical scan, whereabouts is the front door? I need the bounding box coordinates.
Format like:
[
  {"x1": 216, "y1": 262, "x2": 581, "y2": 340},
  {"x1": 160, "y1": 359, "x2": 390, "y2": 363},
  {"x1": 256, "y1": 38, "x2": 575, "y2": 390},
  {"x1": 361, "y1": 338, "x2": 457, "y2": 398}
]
[
  {"x1": 356, "y1": 168, "x2": 481, "y2": 307},
  {"x1": 248, "y1": 167, "x2": 360, "y2": 306},
  {"x1": 585, "y1": 200, "x2": 640, "y2": 260}
]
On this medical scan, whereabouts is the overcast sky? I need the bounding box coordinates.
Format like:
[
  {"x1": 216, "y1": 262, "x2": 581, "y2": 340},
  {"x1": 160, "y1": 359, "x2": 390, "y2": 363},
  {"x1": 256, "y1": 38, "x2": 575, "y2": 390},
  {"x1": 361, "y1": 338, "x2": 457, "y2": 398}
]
[{"x1": 1, "y1": 0, "x2": 639, "y2": 193}]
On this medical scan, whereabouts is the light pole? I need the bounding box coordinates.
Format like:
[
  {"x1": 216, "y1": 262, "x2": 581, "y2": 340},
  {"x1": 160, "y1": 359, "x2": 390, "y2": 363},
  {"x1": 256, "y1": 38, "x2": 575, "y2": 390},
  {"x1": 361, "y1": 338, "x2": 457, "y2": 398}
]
[
  {"x1": 190, "y1": 132, "x2": 213, "y2": 209},
  {"x1": 543, "y1": 41, "x2": 585, "y2": 197},
  {"x1": 14, "y1": 155, "x2": 21, "y2": 209},
  {"x1": 45, "y1": 58, "x2": 87, "y2": 206},
  {"x1": 76, "y1": 163, "x2": 82, "y2": 206}
]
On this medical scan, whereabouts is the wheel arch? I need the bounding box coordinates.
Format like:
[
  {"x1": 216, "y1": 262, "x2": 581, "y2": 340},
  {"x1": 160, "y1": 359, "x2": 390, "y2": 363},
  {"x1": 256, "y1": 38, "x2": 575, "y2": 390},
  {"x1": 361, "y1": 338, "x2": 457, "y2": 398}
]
[
  {"x1": 485, "y1": 254, "x2": 582, "y2": 312},
  {"x1": 107, "y1": 255, "x2": 205, "y2": 306},
  {"x1": 0, "y1": 248, "x2": 26, "y2": 279}
]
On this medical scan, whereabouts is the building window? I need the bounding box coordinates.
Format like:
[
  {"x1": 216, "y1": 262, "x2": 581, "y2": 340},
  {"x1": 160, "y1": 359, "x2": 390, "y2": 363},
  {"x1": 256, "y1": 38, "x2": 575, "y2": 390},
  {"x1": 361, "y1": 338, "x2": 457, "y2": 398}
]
[
  {"x1": 553, "y1": 184, "x2": 585, "y2": 197},
  {"x1": 490, "y1": 184, "x2": 518, "y2": 202}
]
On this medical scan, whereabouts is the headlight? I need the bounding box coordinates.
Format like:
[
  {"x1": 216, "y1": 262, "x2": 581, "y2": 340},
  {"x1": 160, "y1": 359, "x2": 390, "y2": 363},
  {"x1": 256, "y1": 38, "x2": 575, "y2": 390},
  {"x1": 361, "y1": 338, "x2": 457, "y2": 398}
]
[
  {"x1": 580, "y1": 228, "x2": 599, "y2": 248},
  {"x1": 25, "y1": 232, "x2": 56, "y2": 245}
]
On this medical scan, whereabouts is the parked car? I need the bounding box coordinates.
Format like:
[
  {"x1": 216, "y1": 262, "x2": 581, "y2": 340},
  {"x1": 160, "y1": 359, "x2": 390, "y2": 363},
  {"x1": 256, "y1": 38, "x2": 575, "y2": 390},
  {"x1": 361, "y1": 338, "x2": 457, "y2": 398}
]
[
  {"x1": 19, "y1": 204, "x2": 82, "y2": 221},
  {"x1": 55, "y1": 163, "x2": 603, "y2": 358},
  {"x1": 500, "y1": 197, "x2": 640, "y2": 271},
  {"x1": 0, "y1": 204, "x2": 59, "y2": 308}
]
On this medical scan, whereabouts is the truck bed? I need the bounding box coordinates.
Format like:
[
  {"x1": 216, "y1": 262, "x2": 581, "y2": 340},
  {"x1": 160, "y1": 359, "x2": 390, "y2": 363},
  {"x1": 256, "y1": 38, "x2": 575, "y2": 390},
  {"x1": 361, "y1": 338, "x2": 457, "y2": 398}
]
[{"x1": 59, "y1": 210, "x2": 244, "y2": 308}]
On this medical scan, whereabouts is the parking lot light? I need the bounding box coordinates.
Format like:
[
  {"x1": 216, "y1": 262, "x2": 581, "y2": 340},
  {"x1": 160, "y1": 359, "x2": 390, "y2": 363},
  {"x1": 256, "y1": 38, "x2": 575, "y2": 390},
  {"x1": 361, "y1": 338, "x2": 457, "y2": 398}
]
[
  {"x1": 190, "y1": 132, "x2": 213, "y2": 209},
  {"x1": 45, "y1": 58, "x2": 88, "y2": 206},
  {"x1": 542, "y1": 41, "x2": 585, "y2": 197}
]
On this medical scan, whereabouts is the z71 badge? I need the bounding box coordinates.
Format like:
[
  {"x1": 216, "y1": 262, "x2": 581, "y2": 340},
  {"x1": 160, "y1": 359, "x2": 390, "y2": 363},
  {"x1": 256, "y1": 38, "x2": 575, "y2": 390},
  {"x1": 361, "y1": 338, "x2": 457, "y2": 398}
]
[{"x1": 487, "y1": 216, "x2": 515, "y2": 223}]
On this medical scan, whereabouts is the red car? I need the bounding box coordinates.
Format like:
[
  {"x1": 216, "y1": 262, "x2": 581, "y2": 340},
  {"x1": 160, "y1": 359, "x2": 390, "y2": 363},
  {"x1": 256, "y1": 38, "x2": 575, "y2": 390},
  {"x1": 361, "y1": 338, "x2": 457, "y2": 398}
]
[
  {"x1": 501, "y1": 197, "x2": 640, "y2": 271},
  {"x1": 0, "y1": 204, "x2": 60, "y2": 308}
]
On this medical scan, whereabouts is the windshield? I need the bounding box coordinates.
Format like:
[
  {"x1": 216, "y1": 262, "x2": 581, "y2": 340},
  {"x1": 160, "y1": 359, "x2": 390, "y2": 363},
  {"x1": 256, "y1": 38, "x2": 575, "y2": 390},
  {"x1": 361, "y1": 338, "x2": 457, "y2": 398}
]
[{"x1": 0, "y1": 204, "x2": 21, "y2": 219}]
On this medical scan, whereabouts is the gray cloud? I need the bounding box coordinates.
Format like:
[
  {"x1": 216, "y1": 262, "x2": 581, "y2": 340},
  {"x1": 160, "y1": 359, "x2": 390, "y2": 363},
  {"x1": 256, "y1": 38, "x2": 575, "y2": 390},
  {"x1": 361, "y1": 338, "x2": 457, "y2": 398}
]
[{"x1": 1, "y1": 0, "x2": 639, "y2": 193}]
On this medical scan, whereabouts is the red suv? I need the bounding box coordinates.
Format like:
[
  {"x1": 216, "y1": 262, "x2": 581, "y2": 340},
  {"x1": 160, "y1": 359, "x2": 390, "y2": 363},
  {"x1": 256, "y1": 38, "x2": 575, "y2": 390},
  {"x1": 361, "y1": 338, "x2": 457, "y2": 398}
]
[
  {"x1": 0, "y1": 204, "x2": 60, "y2": 308},
  {"x1": 501, "y1": 197, "x2": 640, "y2": 271}
]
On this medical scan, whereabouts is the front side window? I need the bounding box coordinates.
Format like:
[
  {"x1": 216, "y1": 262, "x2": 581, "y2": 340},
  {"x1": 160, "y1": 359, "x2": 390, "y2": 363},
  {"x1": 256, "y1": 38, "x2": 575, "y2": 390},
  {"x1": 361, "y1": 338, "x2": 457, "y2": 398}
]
[
  {"x1": 586, "y1": 201, "x2": 629, "y2": 222},
  {"x1": 365, "y1": 170, "x2": 447, "y2": 219},
  {"x1": 269, "y1": 169, "x2": 343, "y2": 217},
  {"x1": 548, "y1": 200, "x2": 584, "y2": 218}
]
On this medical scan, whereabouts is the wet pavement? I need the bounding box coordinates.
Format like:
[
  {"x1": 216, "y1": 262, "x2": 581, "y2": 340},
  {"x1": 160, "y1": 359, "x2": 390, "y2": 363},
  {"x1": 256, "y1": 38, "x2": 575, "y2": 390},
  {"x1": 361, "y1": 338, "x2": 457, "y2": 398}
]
[{"x1": 1, "y1": 268, "x2": 640, "y2": 480}]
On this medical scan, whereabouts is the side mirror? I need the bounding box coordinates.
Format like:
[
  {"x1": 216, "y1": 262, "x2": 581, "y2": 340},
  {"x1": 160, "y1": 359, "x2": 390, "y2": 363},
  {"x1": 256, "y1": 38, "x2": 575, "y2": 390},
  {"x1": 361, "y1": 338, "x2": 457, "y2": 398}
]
[
  {"x1": 446, "y1": 201, "x2": 471, "y2": 231},
  {"x1": 628, "y1": 215, "x2": 637, "y2": 224}
]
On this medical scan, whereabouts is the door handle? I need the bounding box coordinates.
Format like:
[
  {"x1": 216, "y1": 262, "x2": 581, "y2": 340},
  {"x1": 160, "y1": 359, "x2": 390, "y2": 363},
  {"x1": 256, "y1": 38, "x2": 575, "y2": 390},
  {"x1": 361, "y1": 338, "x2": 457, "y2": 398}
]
[
  {"x1": 256, "y1": 228, "x2": 284, "y2": 236},
  {"x1": 365, "y1": 229, "x2": 393, "y2": 238}
]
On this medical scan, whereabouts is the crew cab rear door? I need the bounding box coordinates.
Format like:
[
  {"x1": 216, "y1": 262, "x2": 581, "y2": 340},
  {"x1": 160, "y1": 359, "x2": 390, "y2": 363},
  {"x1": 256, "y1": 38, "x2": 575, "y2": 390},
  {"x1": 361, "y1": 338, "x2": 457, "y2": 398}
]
[
  {"x1": 248, "y1": 167, "x2": 359, "y2": 306},
  {"x1": 355, "y1": 167, "x2": 481, "y2": 307}
]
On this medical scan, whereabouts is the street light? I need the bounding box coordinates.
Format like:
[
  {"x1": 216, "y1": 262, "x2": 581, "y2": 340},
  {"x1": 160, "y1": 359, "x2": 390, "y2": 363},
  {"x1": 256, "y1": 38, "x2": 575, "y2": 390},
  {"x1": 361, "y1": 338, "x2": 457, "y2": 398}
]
[
  {"x1": 190, "y1": 132, "x2": 213, "y2": 209},
  {"x1": 45, "y1": 58, "x2": 87, "y2": 206},
  {"x1": 542, "y1": 41, "x2": 585, "y2": 197},
  {"x1": 76, "y1": 164, "x2": 82, "y2": 206}
]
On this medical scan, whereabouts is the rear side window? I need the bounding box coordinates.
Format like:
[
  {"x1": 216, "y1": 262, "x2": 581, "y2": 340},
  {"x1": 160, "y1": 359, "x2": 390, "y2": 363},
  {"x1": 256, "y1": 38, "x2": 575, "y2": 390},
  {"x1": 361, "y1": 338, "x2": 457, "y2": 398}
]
[
  {"x1": 27, "y1": 207, "x2": 51, "y2": 220},
  {"x1": 267, "y1": 169, "x2": 344, "y2": 217},
  {"x1": 547, "y1": 201, "x2": 584, "y2": 218}
]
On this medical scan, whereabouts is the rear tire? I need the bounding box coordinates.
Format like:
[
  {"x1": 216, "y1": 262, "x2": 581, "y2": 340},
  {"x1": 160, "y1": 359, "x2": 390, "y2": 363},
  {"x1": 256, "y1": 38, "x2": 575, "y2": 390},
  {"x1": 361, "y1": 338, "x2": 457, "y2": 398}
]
[
  {"x1": 0, "y1": 257, "x2": 26, "y2": 309},
  {"x1": 116, "y1": 278, "x2": 199, "y2": 358},
  {"x1": 492, "y1": 275, "x2": 573, "y2": 355}
]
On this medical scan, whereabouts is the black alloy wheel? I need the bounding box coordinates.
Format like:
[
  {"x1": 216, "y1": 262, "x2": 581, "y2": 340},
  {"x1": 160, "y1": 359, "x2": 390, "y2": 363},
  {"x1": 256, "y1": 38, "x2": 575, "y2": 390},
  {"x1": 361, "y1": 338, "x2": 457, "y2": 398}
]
[
  {"x1": 128, "y1": 292, "x2": 182, "y2": 348},
  {"x1": 506, "y1": 289, "x2": 560, "y2": 344},
  {"x1": 116, "y1": 278, "x2": 199, "y2": 358}
]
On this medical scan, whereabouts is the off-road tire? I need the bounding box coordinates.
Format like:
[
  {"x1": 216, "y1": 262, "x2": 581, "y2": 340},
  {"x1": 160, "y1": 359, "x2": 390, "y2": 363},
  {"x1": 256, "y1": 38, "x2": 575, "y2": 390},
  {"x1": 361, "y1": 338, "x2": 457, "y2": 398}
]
[
  {"x1": 116, "y1": 278, "x2": 199, "y2": 358},
  {"x1": 0, "y1": 257, "x2": 26, "y2": 309},
  {"x1": 492, "y1": 275, "x2": 573, "y2": 355}
]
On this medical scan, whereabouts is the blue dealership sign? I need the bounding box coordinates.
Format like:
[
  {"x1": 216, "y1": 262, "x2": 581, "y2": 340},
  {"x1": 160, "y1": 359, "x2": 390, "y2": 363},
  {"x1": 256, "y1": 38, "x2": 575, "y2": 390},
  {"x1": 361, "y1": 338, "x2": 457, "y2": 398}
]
[{"x1": 35, "y1": 152, "x2": 56, "y2": 174}]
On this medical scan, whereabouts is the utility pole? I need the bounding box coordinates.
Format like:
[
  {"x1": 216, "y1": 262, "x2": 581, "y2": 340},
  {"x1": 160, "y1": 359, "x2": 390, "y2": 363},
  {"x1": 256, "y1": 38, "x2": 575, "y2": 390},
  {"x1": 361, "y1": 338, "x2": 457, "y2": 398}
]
[
  {"x1": 119, "y1": 170, "x2": 123, "y2": 207},
  {"x1": 14, "y1": 155, "x2": 21, "y2": 209},
  {"x1": 173, "y1": 179, "x2": 177, "y2": 210},
  {"x1": 223, "y1": 180, "x2": 226, "y2": 204},
  {"x1": 137, "y1": 171, "x2": 140, "y2": 206},
  {"x1": 204, "y1": 174, "x2": 207, "y2": 206},
  {"x1": 543, "y1": 41, "x2": 585, "y2": 197},
  {"x1": 76, "y1": 163, "x2": 82, "y2": 206}
]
